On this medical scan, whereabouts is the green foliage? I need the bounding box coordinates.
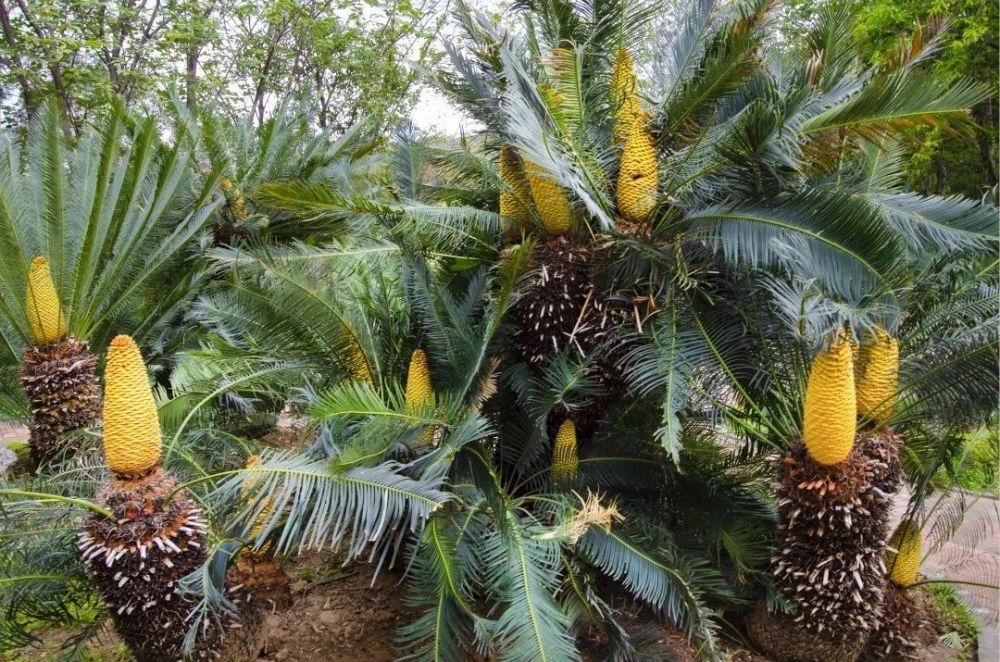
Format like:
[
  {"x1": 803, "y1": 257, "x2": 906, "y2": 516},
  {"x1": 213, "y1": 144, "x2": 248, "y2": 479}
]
[
  {"x1": 925, "y1": 583, "x2": 981, "y2": 650},
  {"x1": 0, "y1": 0, "x2": 439, "y2": 133},
  {"x1": 0, "y1": 100, "x2": 219, "y2": 363}
]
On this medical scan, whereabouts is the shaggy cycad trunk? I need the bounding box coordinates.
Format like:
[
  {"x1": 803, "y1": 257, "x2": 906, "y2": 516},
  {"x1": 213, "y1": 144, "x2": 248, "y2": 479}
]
[
  {"x1": 748, "y1": 334, "x2": 903, "y2": 661},
  {"x1": 78, "y1": 335, "x2": 263, "y2": 661},
  {"x1": 20, "y1": 257, "x2": 99, "y2": 469},
  {"x1": 861, "y1": 519, "x2": 925, "y2": 660},
  {"x1": 231, "y1": 455, "x2": 292, "y2": 610}
]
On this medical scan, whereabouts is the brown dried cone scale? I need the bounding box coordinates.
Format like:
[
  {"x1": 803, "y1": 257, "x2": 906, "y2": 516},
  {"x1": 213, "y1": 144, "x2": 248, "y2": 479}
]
[
  {"x1": 512, "y1": 237, "x2": 626, "y2": 367},
  {"x1": 20, "y1": 257, "x2": 100, "y2": 468},
  {"x1": 750, "y1": 431, "x2": 902, "y2": 660},
  {"x1": 79, "y1": 335, "x2": 263, "y2": 661}
]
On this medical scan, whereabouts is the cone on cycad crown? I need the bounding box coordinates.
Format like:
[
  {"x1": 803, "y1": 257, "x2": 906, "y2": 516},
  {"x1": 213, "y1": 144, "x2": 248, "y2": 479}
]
[
  {"x1": 103, "y1": 335, "x2": 161, "y2": 476},
  {"x1": 856, "y1": 328, "x2": 899, "y2": 426},
  {"x1": 406, "y1": 349, "x2": 435, "y2": 443},
  {"x1": 551, "y1": 419, "x2": 578, "y2": 486},
  {"x1": 342, "y1": 324, "x2": 372, "y2": 382},
  {"x1": 524, "y1": 160, "x2": 573, "y2": 237},
  {"x1": 887, "y1": 520, "x2": 922, "y2": 587},
  {"x1": 80, "y1": 335, "x2": 263, "y2": 660},
  {"x1": 616, "y1": 119, "x2": 658, "y2": 223},
  {"x1": 802, "y1": 336, "x2": 856, "y2": 465},
  {"x1": 241, "y1": 454, "x2": 273, "y2": 553},
  {"x1": 20, "y1": 256, "x2": 99, "y2": 469},
  {"x1": 611, "y1": 49, "x2": 642, "y2": 142},
  {"x1": 25, "y1": 256, "x2": 67, "y2": 344},
  {"x1": 499, "y1": 145, "x2": 535, "y2": 239}
]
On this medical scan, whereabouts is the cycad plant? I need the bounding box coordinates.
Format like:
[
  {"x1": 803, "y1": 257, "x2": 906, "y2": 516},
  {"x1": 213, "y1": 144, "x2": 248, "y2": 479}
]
[
  {"x1": 747, "y1": 329, "x2": 903, "y2": 661},
  {"x1": 200, "y1": 0, "x2": 996, "y2": 659},
  {"x1": 77, "y1": 335, "x2": 263, "y2": 661},
  {"x1": 0, "y1": 101, "x2": 220, "y2": 468}
]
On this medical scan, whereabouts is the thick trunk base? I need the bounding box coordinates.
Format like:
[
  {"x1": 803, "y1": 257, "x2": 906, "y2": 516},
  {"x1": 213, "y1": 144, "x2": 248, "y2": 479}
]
[
  {"x1": 745, "y1": 601, "x2": 865, "y2": 662},
  {"x1": 20, "y1": 337, "x2": 99, "y2": 469},
  {"x1": 79, "y1": 468, "x2": 263, "y2": 661}
]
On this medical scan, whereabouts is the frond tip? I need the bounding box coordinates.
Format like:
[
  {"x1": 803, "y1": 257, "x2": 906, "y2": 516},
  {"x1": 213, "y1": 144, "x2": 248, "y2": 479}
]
[
  {"x1": 802, "y1": 336, "x2": 856, "y2": 465},
  {"x1": 103, "y1": 335, "x2": 161, "y2": 476},
  {"x1": 25, "y1": 257, "x2": 67, "y2": 344}
]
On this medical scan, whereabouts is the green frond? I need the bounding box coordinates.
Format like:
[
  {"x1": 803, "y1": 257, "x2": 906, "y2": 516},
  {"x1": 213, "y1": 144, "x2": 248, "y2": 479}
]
[{"x1": 579, "y1": 525, "x2": 724, "y2": 653}]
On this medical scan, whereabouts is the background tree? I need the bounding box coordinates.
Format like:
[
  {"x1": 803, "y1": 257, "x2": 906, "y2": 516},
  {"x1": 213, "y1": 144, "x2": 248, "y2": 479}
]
[{"x1": 0, "y1": 0, "x2": 442, "y2": 131}]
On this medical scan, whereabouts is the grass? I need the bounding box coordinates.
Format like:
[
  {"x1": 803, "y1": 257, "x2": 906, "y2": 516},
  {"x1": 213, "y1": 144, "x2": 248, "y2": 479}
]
[{"x1": 926, "y1": 583, "x2": 981, "y2": 658}]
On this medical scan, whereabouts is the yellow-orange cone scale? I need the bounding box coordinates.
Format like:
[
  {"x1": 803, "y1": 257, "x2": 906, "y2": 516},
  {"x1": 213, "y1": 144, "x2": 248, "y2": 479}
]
[
  {"x1": 617, "y1": 119, "x2": 658, "y2": 223},
  {"x1": 25, "y1": 256, "x2": 67, "y2": 344},
  {"x1": 856, "y1": 328, "x2": 899, "y2": 425},
  {"x1": 524, "y1": 160, "x2": 572, "y2": 236},
  {"x1": 802, "y1": 337, "x2": 856, "y2": 465},
  {"x1": 102, "y1": 335, "x2": 161, "y2": 475}
]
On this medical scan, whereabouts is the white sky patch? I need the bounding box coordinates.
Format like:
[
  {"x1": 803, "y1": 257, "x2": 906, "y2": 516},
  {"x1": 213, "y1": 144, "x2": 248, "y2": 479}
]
[{"x1": 410, "y1": 86, "x2": 473, "y2": 135}]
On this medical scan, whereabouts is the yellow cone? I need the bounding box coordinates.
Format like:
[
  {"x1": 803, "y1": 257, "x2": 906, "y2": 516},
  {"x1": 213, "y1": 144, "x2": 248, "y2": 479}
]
[
  {"x1": 103, "y1": 335, "x2": 161, "y2": 476},
  {"x1": 611, "y1": 49, "x2": 642, "y2": 142},
  {"x1": 25, "y1": 256, "x2": 67, "y2": 344},
  {"x1": 242, "y1": 455, "x2": 273, "y2": 555},
  {"x1": 802, "y1": 337, "x2": 856, "y2": 465},
  {"x1": 524, "y1": 161, "x2": 572, "y2": 237},
  {"x1": 406, "y1": 349, "x2": 434, "y2": 443},
  {"x1": 617, "y1": 120, "x2": 658, "y2": 223},
  {"x1": 887, "y1": 520, "x2": 922, "y2": 587},
  {"x1": 342, "y1": 324, "x2": 371, "y2": 382},
  {"x1": 856, "y1": 328, "x2": 899, "y2": 425},
  {"x1": 499, "y1": 145, "x2": 534, "y2": 238},
  {"x1": 552, "y1": 419, "x2": 578, "y2": 485}
]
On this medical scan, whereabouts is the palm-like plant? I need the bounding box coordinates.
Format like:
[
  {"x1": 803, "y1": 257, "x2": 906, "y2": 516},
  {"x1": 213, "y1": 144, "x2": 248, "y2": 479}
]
[
  {"x1": 0, "y1": 101, "x2": 220, "y2": 467},
  {"x1": 181, "y1": 100, "x2": 386, "y2": 245},
  {"x1": 208, "y1": 1, "x2": 997, "y2": 659}
]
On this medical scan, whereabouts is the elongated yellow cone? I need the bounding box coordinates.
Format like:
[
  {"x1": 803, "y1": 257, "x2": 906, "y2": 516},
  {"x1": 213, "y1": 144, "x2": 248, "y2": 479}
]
[
  {"x1": 342, "y1": 324, "x2": 371, "y2": 382},
  {"x1": 802, "y1": 337, "x2": 856, "y2": 465},
  {"x1": 611, "y1": 49, "x2": 642, "y2": 142},
  {"x1": 405, "y1": 349, "x2": 432, "y2": 407},
  {"x1": 552, "y1": 419, "x2": 578, "y2": 485},
  {"x1": 103, "y1": 335, "x2": 161, "y2": 476},
  {"x1": 25, "y1": 256, "x2": 67, "y2": 344},
  {"x1": 887, "y1": 520, "x2": 922, "y2": 587},
  {"x1": 856, "y1": 328, "x2": 899, "y2": 425},
  {"x1": 406, "y1": 349, "x2": 434, "y2": 443},
  {"x1": 524, "y1": 161, "x2": 572, "y2": 236},
  {"x1": 617, "y1": 120, "x2": 658, "y2": 223},
  {"x1": 499, "y1": 145, "x2": 534, "y2": 238}
]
